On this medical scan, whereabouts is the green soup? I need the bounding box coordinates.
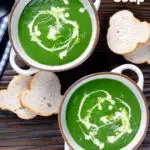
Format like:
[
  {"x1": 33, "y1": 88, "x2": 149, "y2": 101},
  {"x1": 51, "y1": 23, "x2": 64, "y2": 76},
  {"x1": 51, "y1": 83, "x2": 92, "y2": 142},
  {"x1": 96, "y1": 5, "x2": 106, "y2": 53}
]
[
  {"x1": 18, "y1": 0, "x2": 92, "y2": 66},
  {"x1": 66, "y1": 78, "x2": 141, "y2": 150}
]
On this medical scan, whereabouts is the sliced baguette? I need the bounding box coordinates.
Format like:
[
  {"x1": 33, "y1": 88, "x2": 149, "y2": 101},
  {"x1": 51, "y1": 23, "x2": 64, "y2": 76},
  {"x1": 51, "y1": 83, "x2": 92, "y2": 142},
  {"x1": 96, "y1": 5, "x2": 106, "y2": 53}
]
[
  {"x1": 20, "y1": 71, "x2": 62, "y2": 116},
  {"x1": 124, "y1": 40, "x2": 150, "y2": 64},
  {"x1": 0, "y1": 75, "x2": 36, "y2": 120},
  {"x1": 107, "y1": 10, "x2": 150, "y2": 54}
]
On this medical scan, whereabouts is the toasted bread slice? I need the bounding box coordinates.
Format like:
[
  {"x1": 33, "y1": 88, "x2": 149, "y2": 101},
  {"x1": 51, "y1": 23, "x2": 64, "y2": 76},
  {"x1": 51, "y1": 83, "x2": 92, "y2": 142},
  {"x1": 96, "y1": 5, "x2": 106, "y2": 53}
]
[
  {"x1": 20, "y1": 71, "x2": 62, "y2": 116},
  {"x1": 107, "y1": 10, "x2": 150, "y2": 54},
  {"x1": 0, "y1": 75, "x2": 36, "y2": 119},
  {"x1": 124, "y1": 40, "x2": 150, "y2": 64}
]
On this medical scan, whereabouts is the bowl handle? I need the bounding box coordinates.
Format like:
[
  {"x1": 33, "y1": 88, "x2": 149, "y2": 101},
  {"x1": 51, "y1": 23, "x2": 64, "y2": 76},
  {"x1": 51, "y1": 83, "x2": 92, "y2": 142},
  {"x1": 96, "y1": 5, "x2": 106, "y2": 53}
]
[
  {"x1": 9, "y1": 49, "x2": 39, "y2": 76},
  {"x1": 94, "y1": 0, "x2": 101, "y2": 11},
  {"x1": 111, "y1": 64, "x2": 144, "y2": 91}
]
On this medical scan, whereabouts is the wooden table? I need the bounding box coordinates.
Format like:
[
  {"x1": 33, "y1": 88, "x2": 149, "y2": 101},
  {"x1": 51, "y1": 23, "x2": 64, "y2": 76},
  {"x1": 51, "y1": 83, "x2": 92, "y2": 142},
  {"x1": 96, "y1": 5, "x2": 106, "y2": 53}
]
[{"x1": 0, "y1": 0, "x2": 150, "y2": 149}]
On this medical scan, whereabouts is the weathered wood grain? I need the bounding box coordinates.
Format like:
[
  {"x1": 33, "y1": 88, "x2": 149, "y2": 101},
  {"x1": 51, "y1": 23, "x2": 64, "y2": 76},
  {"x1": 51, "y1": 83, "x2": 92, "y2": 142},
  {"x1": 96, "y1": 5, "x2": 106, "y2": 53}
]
[{"x1": 0, "y1": 0, "x2": 150, "y2": 149}]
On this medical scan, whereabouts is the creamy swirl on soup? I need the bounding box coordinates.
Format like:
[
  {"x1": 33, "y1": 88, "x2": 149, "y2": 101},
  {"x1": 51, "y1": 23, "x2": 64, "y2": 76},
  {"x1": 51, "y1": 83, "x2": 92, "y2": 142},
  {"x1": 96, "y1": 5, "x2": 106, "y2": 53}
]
[
  {"x1": 28, "y1": 7, "x2": 79, "y2": 59},
  {"x1": 77, "y1": 90, "x2": 132, "y2": 149},
  {"x1": 66, "y1": 79, "x2": 141, "y2": 150}
]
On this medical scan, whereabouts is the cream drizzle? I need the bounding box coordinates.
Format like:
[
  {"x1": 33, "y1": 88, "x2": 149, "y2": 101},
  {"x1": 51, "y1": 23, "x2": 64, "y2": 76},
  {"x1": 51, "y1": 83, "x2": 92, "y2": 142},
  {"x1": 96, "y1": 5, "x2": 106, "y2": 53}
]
[
  {"x1": 63, "y1": 0, "x2": 69, "y2": 5},
  {"x1": 77, "y1": 90, "x2": 132, "y2": 149},
  {"x1": 79, "y1": 8, "x2": 86, "y2": 13},
  {"x1": 28, "y1": 7, "x2": 79, "y2": 59}
]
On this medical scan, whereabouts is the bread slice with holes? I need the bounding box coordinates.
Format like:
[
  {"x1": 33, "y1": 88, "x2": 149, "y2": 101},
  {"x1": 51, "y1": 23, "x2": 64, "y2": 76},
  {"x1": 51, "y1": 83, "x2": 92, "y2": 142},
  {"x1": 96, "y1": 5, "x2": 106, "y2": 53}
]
[
  {"x1": 124, "y1": 40, "x2": 150, "y2": 64},
  {"x1": 20, "y1": 71, "x2": 62, "y2": 116},
  {"x1": 107, "y1": 10, "x2": 150, "y2": 54},
  {"x1": 0, "y1": 75, "x2": 36, "y2": 119}
]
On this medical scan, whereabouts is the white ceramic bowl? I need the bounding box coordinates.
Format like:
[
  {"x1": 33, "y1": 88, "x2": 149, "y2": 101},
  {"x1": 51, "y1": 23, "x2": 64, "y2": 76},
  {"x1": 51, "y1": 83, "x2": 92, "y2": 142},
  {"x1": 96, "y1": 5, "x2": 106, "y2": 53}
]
[
  {"x1": 59, "y1": 64, "x2": 149, "y2": 150},
  {"x1": 9, "y1": 0, "x2": 100, "y2": 75}
]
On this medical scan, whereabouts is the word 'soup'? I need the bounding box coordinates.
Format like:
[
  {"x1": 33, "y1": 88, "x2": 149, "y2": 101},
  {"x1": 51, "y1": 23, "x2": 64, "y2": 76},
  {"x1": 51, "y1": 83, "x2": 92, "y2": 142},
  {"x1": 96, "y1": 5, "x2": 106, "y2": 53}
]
[{"x1": 114, "y1": 0, "x2": 144, "y2": 5}]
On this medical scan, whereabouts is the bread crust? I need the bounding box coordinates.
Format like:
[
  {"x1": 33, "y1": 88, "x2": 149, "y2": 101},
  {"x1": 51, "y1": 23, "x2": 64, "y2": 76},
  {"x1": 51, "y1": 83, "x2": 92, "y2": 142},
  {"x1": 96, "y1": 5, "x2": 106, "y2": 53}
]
[{"x1": 124, "y1": 56, "x2": 150, "y2": 64}]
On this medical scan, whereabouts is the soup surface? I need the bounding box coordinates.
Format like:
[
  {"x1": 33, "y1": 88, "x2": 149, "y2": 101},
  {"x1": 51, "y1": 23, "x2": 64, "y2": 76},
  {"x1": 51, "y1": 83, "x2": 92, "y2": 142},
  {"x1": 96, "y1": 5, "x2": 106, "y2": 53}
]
[
  {"x1": 66, "y1": 78, "x2": 141, "y2": 150},
  {"x1": 18, "y1": 0, "x2": 92, "y2": 66}
]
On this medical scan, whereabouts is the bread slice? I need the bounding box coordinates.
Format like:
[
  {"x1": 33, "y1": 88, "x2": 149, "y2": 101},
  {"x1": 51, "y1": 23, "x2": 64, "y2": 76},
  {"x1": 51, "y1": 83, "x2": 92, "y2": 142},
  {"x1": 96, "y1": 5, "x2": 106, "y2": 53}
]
[
  {"x1": 124, "y1": 40, "x2": 150, "y2": 64},
  {"x1": 107, "y1": 10, "x2": 150, "y2": 54},
  {"x1": 20, "y1": 71, "x2": 62, "y2": 116},
  {"x1": 0, "y1": 75, "x2": 36, "y2": 120}
]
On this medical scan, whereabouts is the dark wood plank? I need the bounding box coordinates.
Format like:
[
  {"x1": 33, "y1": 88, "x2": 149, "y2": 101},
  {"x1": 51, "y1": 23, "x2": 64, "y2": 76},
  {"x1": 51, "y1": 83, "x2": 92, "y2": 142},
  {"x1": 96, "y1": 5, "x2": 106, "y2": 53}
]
[{"x1": 0, "y1": 0, "x2": 150, "y2": 149}]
